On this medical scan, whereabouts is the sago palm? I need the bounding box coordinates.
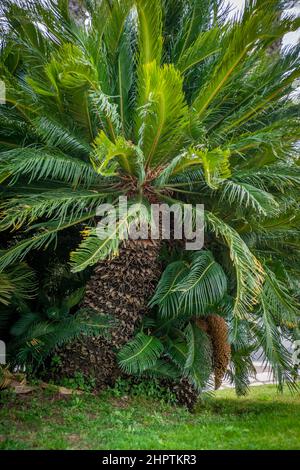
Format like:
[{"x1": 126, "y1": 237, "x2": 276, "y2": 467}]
[{"x1": 0, "y1": 0, "x2": 299, "y2": 393}]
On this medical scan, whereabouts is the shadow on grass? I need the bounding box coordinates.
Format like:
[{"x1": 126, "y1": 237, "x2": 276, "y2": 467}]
[{"x1": 200, "y1": 398, "x2": 300, "y2": 417}]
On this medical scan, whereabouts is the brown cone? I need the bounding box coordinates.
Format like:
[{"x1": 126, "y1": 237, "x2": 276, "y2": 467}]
[{"x1": 196, "y1": 315, "x2": 231, "y2": 390}]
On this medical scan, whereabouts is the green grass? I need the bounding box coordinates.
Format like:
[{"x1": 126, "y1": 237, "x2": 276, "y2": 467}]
[{"x1": 0, "y1": 385, "x2": 299, "y2": 450}]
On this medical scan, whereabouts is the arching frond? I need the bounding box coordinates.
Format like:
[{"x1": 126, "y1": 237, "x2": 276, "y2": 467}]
[
  {"x1": 0, "y1": 148, "x2": 97, "y2": 187},
  {"x1": 219, "y1": 180, "x2": 279, "y2": 216},
  {"x1": 149, "y1": 260, "x2": 189, "y2": 317},
  {"x1": 150, "y1": 251, "x2": 227, "y2": 317},
  {"x1": 167, "y1": 324, "x2": 212, "y2": 391},
  {"x1": 70, "y1": 201, "x2": 151, "y2": 272},
  {"x1": 140, "y1": 359, "x2": 180, "y2": 380},
  {"x1": 233, "y1": 166, "x2": 300, "y2": 192},
  {"x1": 0, "y1": 211, "x2": 97, "y2": 272},
  {"x1": 176, "y1": 27, "x2": 221, "y2": 74},
  {"x1": 260, "y1": 266, "x2": 299, "y2": 327},
  {"x1": 11, "y1": 310, "x2": 113, "y2": 367},
  {"x1": 0, "y1": 188, "x2": 106, "y2": 231},
  {"x1": 136, "y1": 0, "x2": 163, "y2": 66},
  {"x1": 0, "y1": 263, "x2": 36, "y2": 306},
  {"x1": 205, "y1": 211, "x2": 265, "y2": 320},
  {"x1": 252, "y1": 310, "x2": 297, "y2": 390},
  {"x1": 176, "y1": 251, "x2": 227, "y2": 316},
  {"x1": 117, "y1": 332, "x2": 164, "y2": 374},
  {"x1": 154, "y1": 146, "x2": 231, "y2": 190},
  {"x1": 135, "y1": 61, "x2": 189, "y2": 168}
]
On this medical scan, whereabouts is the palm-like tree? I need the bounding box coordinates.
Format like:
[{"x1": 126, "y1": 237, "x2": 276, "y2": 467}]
[{"x1": 0, "y1": 0, "x2": 299, "y2": 393}]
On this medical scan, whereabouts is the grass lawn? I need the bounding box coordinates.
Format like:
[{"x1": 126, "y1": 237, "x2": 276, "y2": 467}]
[{"x1": 0, "y1": 384, "x2": 299, "y2": 450}]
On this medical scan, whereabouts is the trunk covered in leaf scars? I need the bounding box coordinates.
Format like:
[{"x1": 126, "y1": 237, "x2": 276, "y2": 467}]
[
  {"x1": 173, "y1": 378, "x2": 200, "y2": 411},
  {"x1": 55, "y1": 239, "x2": 162, "y2": 388}
]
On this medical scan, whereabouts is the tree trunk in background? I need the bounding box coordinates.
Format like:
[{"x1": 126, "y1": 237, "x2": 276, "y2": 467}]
[
  {"x1": 267, "y1": 12, "x2": 282, "y2": 56},
  {"x1": 68, "y1": 0, "x2": 86, "y2": 25},
  {"x1": 55, "y1": 240, "x2": 162, "y2": 388},
  {"x1": 267, "y1": 38, "x2": 282, "y2": 55}
]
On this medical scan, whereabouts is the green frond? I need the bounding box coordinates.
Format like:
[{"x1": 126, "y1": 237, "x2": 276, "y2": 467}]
[
  {"x1": 0, "y1": 263, "x2": 36, "y2": 306},
  {"x1": 228, "y1": 119, "x2": 300, "y2": 158},
  {"x1": 216, "y1": 44, "x2": 300, "y2": 136},
  {"x1": 233, "y1": 166, "x2": 300, "y2": 192},
  {"x1": 158, "y1": 146, "x2": 231, "y2": 190},
  {"x1": 89, "y1": 89, "x2": 122, "y2": 141},
  {"x1": 0, "y1": 148, "x2": 97, "y2": 187},
  {"x1": 141, "y1": 359, "x2": 180, "y2": 380},
  {"x1": 117, "y1": 27, "x2": 134, "y2": 136},
  {"x1": 176, "y1": 251, "x2": 227, "y2": 316},
  {"x1": 136, "y1": 0, "x2": 163, "y2": 66},
  {"x1": 91, "y1": 130, "x2": 144, "y2": 178},
  {"x1": 102, "y1": 0, "x2": 134, "y2": 58},
  {"x1": 70, "y1": 228, "x2": 120, "y2": 274},
  {"x1": 260, "y1": 266, "x2": 299, "y2": 327},
  {"x1": 167, "y1": 324, "x2": 212, "y2": 391},
  {"x1": 149, "y1": 260, "x2": 189, "y2": 317},
  {"x1": 0, "y1": 211, "x2": 97, "y2": 272},
  {"x1": 38, "y1": 42, "x2": 98, "y2": 138},
  {"x1": 205, "y1": 211, "x2": 265, "y2": 320},
  {"x1": 252, "y1": 310, "x2": 297, "y2": 390},
  {"x1": 12, "y1": 321, "x2": 56, "y2": 365},
  {"x1": 192, "y1": 0, "x2": 297, "y2": 121},
  {"x1": 184, "y1": 323, "x2": 212, "y2": 380},
  {"x1": 0, "y1": 188, "x2": 105, "y2": 231},
  {"x1": 70, "y1": 201, "x2": 151, "y2": 272},
  {"x1": 228, "y1": 348, "x2": 256, "y2": 396},
  {"x1": 174, "y1": 0, "x2": 218, "y2": 61},
  {"x1": 150, "y1": 251, "x2": 227, "y2": 317},
  {"x1": 11, "y1": 310, "x2": 113, "y2": 367},
  {"x1": 135, "y1": 61, "x2": 189, "y2": 168},
  {"x1": 34, "y1": 117, "x2": 91, "y2": 157},
  {"x1": 219, "y1": 180, "x2": 279, "y2": 216},
  {"x1": 227, "y1": 317, "x2": 256, "y2": 395},
  {"x1": 0, "y1": 107, "x2": 32, "y2": 146},
  {"x1": 10, "y1": 311, "x2": 40, "y2": 337},
  {"x1": 191, "y1": 147, "x2": 231, "y2": 190},
  {"x1": 176, "y1": 27, "x2": 221, "y2": 74},
  {"x1": 117, "y1": 332, "x2": 164, "y2": 374}
]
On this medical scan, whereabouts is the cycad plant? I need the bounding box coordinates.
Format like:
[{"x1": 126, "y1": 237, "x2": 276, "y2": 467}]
[
  {"x1": 7, "y1": 286, "x2": 113, "y2": 371},
  {"x1": 0, "y1": 0, "x2": 300, "y2": 397},
  {"x1": 0, "y1": 263, "x2": 35, "y2": 308}
]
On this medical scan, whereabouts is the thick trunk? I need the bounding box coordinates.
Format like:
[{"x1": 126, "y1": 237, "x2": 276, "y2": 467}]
[
  {"x1": 55, "y1": 239, "x2": 162, "y2": 388},
  {"x1": 172, "y1": 378, "x2": 199, "y2": 411}
]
